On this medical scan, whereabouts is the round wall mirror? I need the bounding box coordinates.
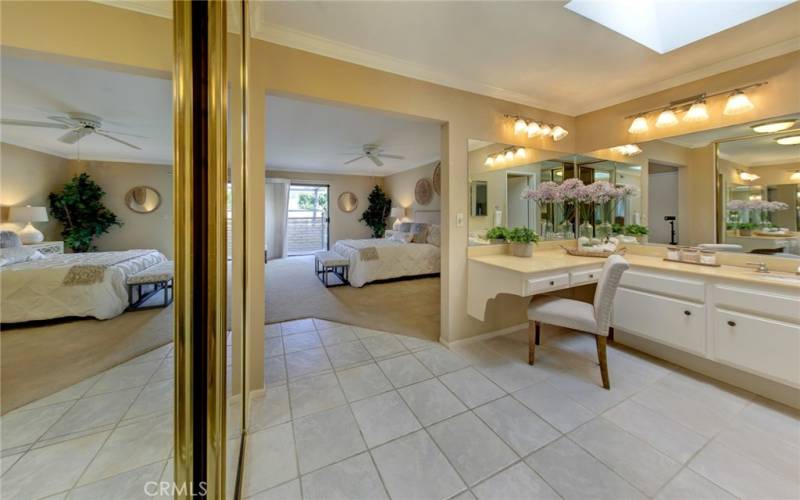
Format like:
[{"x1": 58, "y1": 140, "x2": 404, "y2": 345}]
[
  {"x1": 337, "y1": 192, "x2": 359, "y2": 213},
  {"x1": 125, "y1": 186, "x2": 161, "y2": 214}
]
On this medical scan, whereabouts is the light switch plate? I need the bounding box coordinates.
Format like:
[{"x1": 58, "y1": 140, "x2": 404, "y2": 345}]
[{"x1": 456, "y1": 213, "x2": 464, "y2": 227}]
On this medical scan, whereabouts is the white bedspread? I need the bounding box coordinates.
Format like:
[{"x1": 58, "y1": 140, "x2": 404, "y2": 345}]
[
  {"x1": 1, "y1": 249, "x2": 167, "y2": 323},
  {"x1": 333, "y1": 239, "x2": 440, "y2": 287}
]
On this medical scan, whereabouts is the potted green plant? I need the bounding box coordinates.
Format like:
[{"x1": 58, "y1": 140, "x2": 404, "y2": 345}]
[
  {"x1": 623, "y1": 224, "x2": 649, "y2": 243},
  {"x1": 507, "y1": 227, "x2": 539, "y2": 257},
  {"x1": 485, "y1": 226, "x2": 509, "y2": 245},
  {"x1": 359, "y1": 185, "x2": 392, "y2": 238},
  {"x1": 48, "y1": 173, "x2": 122, "y2": 252},
  {"x1": 737, "y1": 222, "x2": 756, "y2": 237}
]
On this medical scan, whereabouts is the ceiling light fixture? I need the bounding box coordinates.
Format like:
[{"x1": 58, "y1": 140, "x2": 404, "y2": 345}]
[
  {"x1": 506, "y1": 115, "x2": 568, "y2": 142},
  {"x1": 751, "y1": 120, "x2": 796, "y2": 133},
  {"x1": 776, "y1": 134, "x2": 800, "y2": 146},
  {"x1": 655, "y1": 109, "x2": 679, "y2": 128},
  {"x1": 790, "y1": 170, "x2": 800, "y2": 182},
  {"x1": 723, "y1": 90, "x2": 754, "y2": 116},
  {"x1": 683, "y1": 101, "x2": 709, "y2": 122},
  {"x1": 551, "y1": 126, "x2": 569, "y2": 141},
  {"x1": 628, "y1": 116, "x2": 649, "y2": 134},
  {"x1": 738, "y1": 170, "x2": 760, "y2": 182}
]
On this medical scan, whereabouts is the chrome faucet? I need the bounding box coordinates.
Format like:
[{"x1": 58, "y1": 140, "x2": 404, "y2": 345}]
[{"x1": 747, "y1": 262, "x2": 769, "y2": 273}]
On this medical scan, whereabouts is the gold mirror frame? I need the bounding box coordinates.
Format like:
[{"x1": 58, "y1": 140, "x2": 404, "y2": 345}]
[
  {"x1": 337, "y1": 192, "x2": 358, "y2": 212},
  {"x1": 125, "y1": 186, "x2": 162, "y2": 214}
]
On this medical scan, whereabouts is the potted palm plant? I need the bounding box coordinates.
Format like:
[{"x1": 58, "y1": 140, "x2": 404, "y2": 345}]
[{"x1": 507, "y1": 227, "x2": 540, "y2": 257}]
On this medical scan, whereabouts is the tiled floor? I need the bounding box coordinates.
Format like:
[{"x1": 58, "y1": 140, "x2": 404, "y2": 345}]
[
  {"x1": 4, "y1": 317, "x2": 799, "y2": 499},
  {"x1": 245, "y1": 318, "x2": 800, "y2": 500}
]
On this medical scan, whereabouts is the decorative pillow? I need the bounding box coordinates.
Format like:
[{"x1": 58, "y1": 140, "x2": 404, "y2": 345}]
[
  {"x1": 397, "y1": 222, "x2": 413, "y2": 233},
  {"x1": 0, "y1": 230, "x2": 21, "y2": 249},
  {"x1": 384, "y1": 230, "x2": 396, "y2": 239},
  {"x1": 409, "y1": 223, "x2": 430, "y2": 244},
  {"x1": 0, "y1": 247, "x2": 44, "y2": 267},
  {"x1": 389, "y1": 231, "x2": 414, "y2": 244},
  {"x1": 426, "y1": 224, "x2": 441, "y2": 247}
]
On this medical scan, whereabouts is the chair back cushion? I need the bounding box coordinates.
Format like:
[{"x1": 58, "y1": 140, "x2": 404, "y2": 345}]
[{"x1": 593, "y1": 255, "x2": 630, "y2": 333}]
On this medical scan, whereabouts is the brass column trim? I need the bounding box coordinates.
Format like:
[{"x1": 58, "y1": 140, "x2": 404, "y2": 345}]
[{"x1": 173, "y1": 1, "x2": 228, "y2": 497}]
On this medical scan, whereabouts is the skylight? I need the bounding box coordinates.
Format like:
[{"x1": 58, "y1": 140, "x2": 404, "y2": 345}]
[{"x1": 564, "y1": 0, "x2": 795, "y2": 54}]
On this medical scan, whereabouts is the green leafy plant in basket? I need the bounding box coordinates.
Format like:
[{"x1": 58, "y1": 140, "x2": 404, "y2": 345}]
[
  {"x1": 507, "y1": 227, "x2": 540, "y2": 257},
  {"x1": 486, "y1": 226, "x2": 509, "y2": 243},
  {"x1": 48, "y1": 173, "x2": 122, "y2": 252}
]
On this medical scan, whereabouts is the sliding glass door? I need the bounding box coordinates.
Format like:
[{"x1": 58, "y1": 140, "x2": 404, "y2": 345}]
[{"x1": 287, "y1": 184, "x2": 330, "y2": 255}]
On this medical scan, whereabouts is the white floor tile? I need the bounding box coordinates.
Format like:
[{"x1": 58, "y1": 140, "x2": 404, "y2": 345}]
[
  {"x1": 474, "y1": 396, "x2": 560, "y2": 456},
  {"x1": 325, "y1": 341, "x2": 372, "y2": 370},
  {"x1": 265, "y1": 336, "x2": 285, "y2": 357},
  {"x1": 280, "y1": 319, "x2": 316, "y2": 335},
  {"x1": 1, "y1": 401, "x2": 73, "y2": 451},
  {"x1": 351, "y1": 391, "x2": 421, "y2": 448},
  {"x1": 317, "y1": 325, "x2": 358, "y2": 346},
  {"x1": 249, "y1": 385, "x2": 291, "y2": 431},
  {"x1": 395, "y1": 334, "x2": 437, "y2": 352},
  {"x1": 378, "y1": 353, "x2": 434, "y2": 388},
  {"x1": 124, "y1": 379, "x2": 173, "y2": 421},
  {"x1": 337, "y1": 363, "x2": 393, "y2": 402},
  {"x1": 301, "y1": 453, "x2": 388, "y2": 500},
  {"x1": 293, "y1": 405, "x2": 366, "y2": 474},
  {"x1": 288, "y1": 372, "x2": 346, "y2": 419},
  {"x1": 428, "y1": 412, "x2": 517, "y2": 486},
  {"x1": 85, "y1": 361, "x2": 161, "y2": 396},
  {"x1": 439, "y1": 367, "x2": 505, "y2": 409},
  {"x1": 247, "y1": 479, "x2": 301, "y2": 500},
  {"x1": 264, "y1": 356, "x2": 287, "y2": 386},
  {"x1": 399, "y1": 378, "x2": 467, "y2": 426},
  {"x1": 283, "y1": 331, "x2": 323, "y2": 353},
  {"x1": 655, "y1": 468, "x2": 736, "y2": 500},
  {"x1": 360, "y1": 334, "x2": 408, "y2": 359},
  {"x1": 43, "y1": 388, "x2": 140, "y2": 439},
  {"x1": 414, "y1": 346, "x2": 469, "y2": 375},
  {"x1": 472, "y1": 462, "x2": 560, "y2": 500},
  {"x1": 70, "y1": 461, "x2": 165, "y2": 500},
  {"x1": 243, "y1": 422, "x2": 298, "y2": 497},
  {"x1": 10, "y1": 376, "x2": 99, "y2": 413},
  {"x1": 265, "y1": 323, "x2": 282, "y2": 338},
  {"x1": 285, "y1": 348, "x2": 332, "y2": 379}
]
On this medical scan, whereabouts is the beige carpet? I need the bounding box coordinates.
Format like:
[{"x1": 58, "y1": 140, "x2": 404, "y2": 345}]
[
  {"x1": 1, "y1": 305, "x2": 172, "y2": 414},
  {"x1": 266, "y1": 256, "x2": 440, "y2": 341}
]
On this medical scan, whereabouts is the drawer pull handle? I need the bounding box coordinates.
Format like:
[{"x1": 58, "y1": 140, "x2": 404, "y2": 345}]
[
  {"x1": 588, "y1": 274, "x2": 594, "y2": 279},
  {"x1": 683, "y1": 310, "x2": 691, "y2": 316},
  {"x1": 549, "y1": 281, "x2": 555, "y2": 286},
  {"x1": 727, "y1": 320, "x2": 736, "y2": 327}
]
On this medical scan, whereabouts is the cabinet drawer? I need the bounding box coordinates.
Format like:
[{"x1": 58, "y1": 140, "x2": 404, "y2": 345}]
[
  {"x1": 713, "y1": 285, "x2": 800, "y2": 324},
  {"x1": 713, "y1": 309, "x2": 800, "y2": 387},
  {"x1": 620, "y1": 270, "x2": 705, "y2": 302},
  {"x1": 526, "y1": 273, "x2": 569, "y2": 295},
  {"x1": 570, "y1": 267, "x2": 603, "y2": 286},
  {"x1": 613, "y1": 288, "x2": 706, "y2": 355}
]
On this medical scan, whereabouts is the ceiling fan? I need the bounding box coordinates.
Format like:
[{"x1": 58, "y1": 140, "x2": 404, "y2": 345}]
[
  {"x1": 342, "y1": 144, "x2": 404, "y2": 167},
  {"x1": 0, "y1": 112, "x2": 142, "y2": 150}
]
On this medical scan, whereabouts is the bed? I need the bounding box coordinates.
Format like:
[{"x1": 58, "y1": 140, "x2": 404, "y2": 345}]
[
  {"x1": 1, "y1": 249, "x2": 167, "y2": 323},
  {"x1": 332, "y1": 210, "x2": 440, "y2": 287}
]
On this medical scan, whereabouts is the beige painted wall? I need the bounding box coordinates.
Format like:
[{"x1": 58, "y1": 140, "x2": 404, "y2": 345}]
[
  {"x1": 265, "y1": 170, "x2": 382, "y2": 243},
  {"x1": 0, "y1": 142, "x2": 70, "y2": 241},
  {"x1": 383, "y1": 161, "x2": 441, "y2": 220},
  {"x1": 76, "y1": 160, "x2": 173, "y2": 258}
]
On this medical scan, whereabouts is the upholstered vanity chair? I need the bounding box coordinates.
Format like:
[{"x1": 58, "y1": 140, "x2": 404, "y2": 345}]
[{"x1": 526, "y1": 255, "x2": 630, "y2": 389}]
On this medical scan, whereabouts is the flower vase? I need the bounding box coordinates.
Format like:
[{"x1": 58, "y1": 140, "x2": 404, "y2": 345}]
[
  {"x1": 579, "y1": 221, "x2": 594, "y2": 239},
  {"x1": 558, "y1": 220, "x2": 573, "y2": 240},
  {"x1": 596, "y1": 202, "x2": 613, "y2": 239}
]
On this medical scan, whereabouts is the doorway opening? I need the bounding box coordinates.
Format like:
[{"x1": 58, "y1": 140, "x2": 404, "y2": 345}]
[
  {"x1": 287, "y1": 183, "x2": 330, "y2": 255},
  {"x1": 649, "y1": 162, "x2": 680, "y2": 244}
]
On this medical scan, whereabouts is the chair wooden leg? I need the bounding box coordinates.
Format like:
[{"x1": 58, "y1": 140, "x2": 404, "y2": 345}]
[
  {"x1": 596, "y1": 335, "x2": 610, "y2": 390},
  {"x1": 608, "y1": 326, "x2": 615, "y2": 342},
  {"x1": 528, "y1": 321, "x2": 536, "y2": 365},
  {"x1": 535, "y1": 321, "x2": 541, "y2": 346}
]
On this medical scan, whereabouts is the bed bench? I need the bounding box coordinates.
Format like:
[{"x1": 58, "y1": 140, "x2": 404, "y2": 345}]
[
  {"x1": 126, "y1": 260, "x2": 174, "y2": 310},
  {"x1": 314, "y1": 251, "x2": 349, "y2": 287}
]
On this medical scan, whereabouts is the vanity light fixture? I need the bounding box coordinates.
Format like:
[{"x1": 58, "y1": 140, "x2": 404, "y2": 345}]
[
  {"x1": 628, "y1": 116, "x2": 649, "y2": 134},
  {"x1": 683, "y1": 101, "x2": 709, "y2": 122},
  {"x1": 751, "y1": 120, "x2": 796, "y2": 133},
  {"x1": 655, "y1": 108, "x2": 679, "y2": 128},
  {"x1": 723, "y1": 90, "x2": 754, "y2": 115},
  {"x1": 776, "y1": 134, "x2": 800, "y2": 146},
  {"x1": 539, "y1": 123, "x2": 552, "y2": 137},
  {"x1": 738, "y1": 170, "x2": 760, "y2": 182},
  {"x1": 790, "y1": 170, "x2": 800, "y2": 182},
  {"x1": 514, "y1": 118, "x2": 528, "y2": 134},
  {"x1": 515, "y1": 147, "x2": 527, "y2": 159},
  {"x1": 504, "y1": 150, "x2": 515, "y2": 162},
  {"x1": 494, "y1": 153, "x2": 505, "y2": 165},
  {"x1": 526, "y1": 121, "x2": 541, "y2": 137},
  {"x1": 505, "y1": 115, "x2": 568, "y2": 142},
  {"x1": 484, "y1": 156, "x2": 494, "y2": 167},
  {"x1": 551, "y1": 126, "x2": 569, "y2": 141}
]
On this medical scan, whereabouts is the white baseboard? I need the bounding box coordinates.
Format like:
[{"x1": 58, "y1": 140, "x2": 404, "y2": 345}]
[{"x1": 441, "y1": 322, "x2": 528, "y2": 348}]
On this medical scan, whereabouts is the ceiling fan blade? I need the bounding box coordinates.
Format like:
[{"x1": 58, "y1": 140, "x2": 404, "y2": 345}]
[
  {"x1": 95, "y1": 130, "x2": 142, "y2": 150},
  {"x1": 58, "y1": 128, "x2": 93, "y2": 144},
  {"x1": 378, "y1": 154, "x2": 404, "y2": 159},
  {"x1": 1, "y1": 118, "x2": 69, "y2": 129},
  {"x1": 97, "y1": 128, "x2": 147, "y2": 138},
  {"x1": 370, "y1": 156, "x2": 384, "y2": 167},
  {"x1": 48, "y1": 116, "x2": 80, "y2": 126},
  {"x1": 343, "y1": 155, "x2": 366, "y2": 165}
]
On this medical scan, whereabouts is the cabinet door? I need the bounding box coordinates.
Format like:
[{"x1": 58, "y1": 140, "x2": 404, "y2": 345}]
[
  {"x1": 613, "y1": 288, "x2": 706, "y2": 355},
  {"x1": 713, "y1": 309, "x2": 800, "y2": 387}
]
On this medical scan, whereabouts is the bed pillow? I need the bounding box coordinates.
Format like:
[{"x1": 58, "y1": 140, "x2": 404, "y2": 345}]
[
  {"x1": 409, "y1": 223, "x2": 430, "y2": 244},
  {"x1": 426, "y1": 224, "x2": 441, "y2": 247},
  {"x1": 0, "y1": 230, "x2": 21, "y2": 249},
  {"x1": 384, "y1": 230, "x2": 396, "y2": 239},
  {"x1": 397, "y1": 222, "x2": 413, "y2": 233},
  {"x1": 389, "y1": 231, "x2": 413, "y2": 244},
  {"x1": 0, "y1": 247, "x2": 45, "y2": 267}
]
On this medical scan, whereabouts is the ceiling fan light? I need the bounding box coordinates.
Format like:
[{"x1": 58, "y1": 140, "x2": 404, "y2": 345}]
[
  {"x1": 790, "y1": 170, "x2": 800, "y2": 182},
  {"x1": 539, "y1": 124, "x2": 552, "y2": 137},
  {"x1": 514, "y1": 118, "x2": 528, "y2": 135},
  {"x1": 504, "y1": 150, "x2": 515, "y2": 161},
  {"x1": 484, "y1": 156, "x2": 494, "y2": 167},
  {"x1": 551, "y1": 126, "x2": 568, "y2": 141},
  {"x1": 683, "y1": 101, "x2": 709, "y2": 122},
  {"x1": 526, "y1": 122, "x2": 541, "y2": 137},
  {"x1": 776, "y1": 134, "x2": 800, "y2": 145},
  {"x1": 655, "y1": 109, "x2": 679, "y2": 128},
  {"x1": 515, "y1": 147, "x2": 527, "y2": 159},
  {"x1": 724, "y1": 91, "x2": 754, "y2": 116},
  {"x1": 628, "y1": 116, "x2": 649, "y2": 134},
  {"x1": 752, "y1": 120, "x2": 796, "y2": 133}
]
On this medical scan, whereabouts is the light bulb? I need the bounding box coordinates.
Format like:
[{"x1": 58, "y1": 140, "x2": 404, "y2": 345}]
[
  {"x1": 504, "y1": 150, "x2": 515, "y2": 161},
  {"x1": 655, "y1": 109, "x2": 679, "y2": 128},
  {"x1": 526, "y1": 121, "x2": 541, "y2": 137},
  {"x1": 551, "y1": 126, "x2": 568, "y2": 141},
  {"x1": 724, "y1": 91, "x2": 754, "y2": 115},
  {"x1": 751, "y1": 120, "x2": 796, "y2": 133},
  {"x1": 484, "y1": 156, "x2": 494, "y2": 167},
  {"x1": 683, "y1": 101, "x2": 708, "y2": 122},
  {"x1": 539, "y1": 124, "x2": 552, "y2": 137},
  {"x1": 515, "y1": 147, "x2": 526, "y2": 159},
  {"x1": 514, "y1": 118, "x2": 528, "y2": 135},
  {"x1": 790, "y1": 171, "x2": 800, "y2": 182},
  {"x1": 495, "y1": 153, "x2": 505, "y2": 164},
  {"x1": 628, "y1": 116, "x2": 649, "y2": 134},
  {"x1": 776, "y1": 135, "x2": 800, "y2": 145}
]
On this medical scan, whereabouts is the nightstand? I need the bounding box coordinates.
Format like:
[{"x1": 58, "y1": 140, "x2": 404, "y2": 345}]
[{"x1": 24, "y1": 241, "x2": 64, "y2": 254}]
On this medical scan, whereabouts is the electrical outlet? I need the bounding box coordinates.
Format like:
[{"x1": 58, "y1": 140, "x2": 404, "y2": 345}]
[{"x1": 456, "y1": 213, "x2": 464, "y2": 227}]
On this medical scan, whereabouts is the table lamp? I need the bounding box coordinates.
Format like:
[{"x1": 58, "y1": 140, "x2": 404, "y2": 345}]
[
  {"x1": 390, "y1": 207, "x2": 406, "y2": 229},
  {"x1": 9, "y1": 205, "x2": 48, "y2": 244}
]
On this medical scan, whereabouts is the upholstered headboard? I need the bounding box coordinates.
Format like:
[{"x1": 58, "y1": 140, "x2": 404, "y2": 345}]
[{"x1": 413, "y1": 210, "x2": 441, "y2": 225}]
